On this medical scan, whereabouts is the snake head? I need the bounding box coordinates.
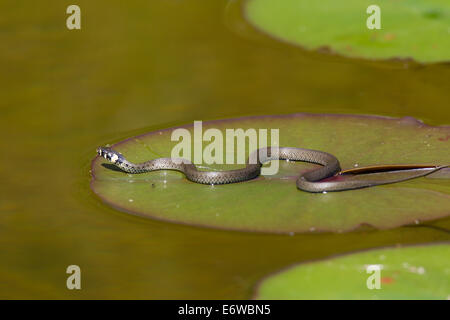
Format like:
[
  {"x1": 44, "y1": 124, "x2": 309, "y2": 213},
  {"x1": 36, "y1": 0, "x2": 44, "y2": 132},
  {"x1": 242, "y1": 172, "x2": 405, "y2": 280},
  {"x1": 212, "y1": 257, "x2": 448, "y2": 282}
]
[{"x1": 97, "y1": 147, "x2": 124, "y2": 165}]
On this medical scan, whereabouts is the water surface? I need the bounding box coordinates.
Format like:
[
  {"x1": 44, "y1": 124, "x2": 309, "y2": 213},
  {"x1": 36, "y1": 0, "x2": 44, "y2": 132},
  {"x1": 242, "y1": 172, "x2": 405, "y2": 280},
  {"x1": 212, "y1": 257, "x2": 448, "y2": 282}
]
[{"x1": 0, "y1": 0, "x2": 449, "y2": 298}]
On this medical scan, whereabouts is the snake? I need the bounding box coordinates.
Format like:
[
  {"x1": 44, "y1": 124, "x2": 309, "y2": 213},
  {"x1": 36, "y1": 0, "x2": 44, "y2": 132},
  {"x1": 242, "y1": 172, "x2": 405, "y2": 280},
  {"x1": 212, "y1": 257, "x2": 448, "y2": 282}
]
[{"x1": 97, "y1": 146, "x2": 447, "y2": 193}]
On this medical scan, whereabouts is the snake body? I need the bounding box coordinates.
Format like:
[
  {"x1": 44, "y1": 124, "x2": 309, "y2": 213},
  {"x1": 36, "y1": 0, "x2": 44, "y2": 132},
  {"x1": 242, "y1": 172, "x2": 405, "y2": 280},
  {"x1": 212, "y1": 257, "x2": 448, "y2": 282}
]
[{"x1": 97, "y1": 146, "x2": 446, "y2": 193}]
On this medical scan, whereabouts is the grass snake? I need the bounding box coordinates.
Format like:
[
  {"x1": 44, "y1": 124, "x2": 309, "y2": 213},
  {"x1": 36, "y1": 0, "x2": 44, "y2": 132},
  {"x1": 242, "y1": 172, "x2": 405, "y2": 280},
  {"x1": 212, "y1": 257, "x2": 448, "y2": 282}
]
[{"x1": 97, "y1": 146, "x2": 448, "y2": 193}]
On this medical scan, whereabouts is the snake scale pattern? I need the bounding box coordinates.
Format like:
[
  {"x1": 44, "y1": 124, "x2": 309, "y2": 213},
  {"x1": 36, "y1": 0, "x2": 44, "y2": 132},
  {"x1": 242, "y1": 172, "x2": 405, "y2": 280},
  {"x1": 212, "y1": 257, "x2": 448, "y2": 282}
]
[{"x1": 97, "y1": 146, "x2": 447, "y2": 193}]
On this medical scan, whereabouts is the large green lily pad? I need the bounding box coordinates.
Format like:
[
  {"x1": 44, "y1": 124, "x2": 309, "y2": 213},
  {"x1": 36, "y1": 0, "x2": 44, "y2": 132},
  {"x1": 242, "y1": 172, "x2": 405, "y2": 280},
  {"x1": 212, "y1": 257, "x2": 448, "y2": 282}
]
[
  {"x1": 254, "y1": 243, "x2": 450, "y2": 299},
  {"x1": 91, "y1": 114, "x2": 450, "y2": 233},
  {"x1": 245, "y1": 0, "x2": 450, "y2": 63}
]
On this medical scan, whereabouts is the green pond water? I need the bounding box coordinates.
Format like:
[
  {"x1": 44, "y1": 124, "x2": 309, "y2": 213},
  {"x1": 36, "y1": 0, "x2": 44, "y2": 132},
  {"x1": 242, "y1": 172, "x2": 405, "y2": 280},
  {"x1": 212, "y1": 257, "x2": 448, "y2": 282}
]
[{"x1": 1, "y1": 0, "x2": 449, "y2": 298}]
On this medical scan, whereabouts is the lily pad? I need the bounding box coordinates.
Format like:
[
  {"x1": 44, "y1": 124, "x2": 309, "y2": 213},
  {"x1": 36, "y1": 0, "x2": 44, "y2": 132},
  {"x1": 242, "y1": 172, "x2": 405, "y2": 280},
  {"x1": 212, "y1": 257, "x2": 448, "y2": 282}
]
[
  {"x1": 90, "y1": 114, "x2": 450, "y2": 233},
  {"x1": 245, "y1": 0, "x2": 450, "y2": 63},
  {"x1": 254, "y1": 243, "x2": 450, "y2": 299}
]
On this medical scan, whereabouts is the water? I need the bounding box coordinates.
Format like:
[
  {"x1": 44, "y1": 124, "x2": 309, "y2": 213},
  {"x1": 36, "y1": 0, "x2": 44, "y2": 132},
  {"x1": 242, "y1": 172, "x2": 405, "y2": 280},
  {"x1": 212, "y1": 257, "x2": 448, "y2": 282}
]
[{"x1": 0, "y1": 0, "x2": 449, "y2": 298}]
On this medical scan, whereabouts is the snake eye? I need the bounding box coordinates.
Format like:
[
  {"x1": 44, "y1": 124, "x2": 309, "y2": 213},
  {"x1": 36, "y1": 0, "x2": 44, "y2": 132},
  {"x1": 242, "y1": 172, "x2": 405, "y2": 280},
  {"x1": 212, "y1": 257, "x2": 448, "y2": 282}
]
[{"x1": 97, "y1": 147, "x2": 109, "y2": 158}]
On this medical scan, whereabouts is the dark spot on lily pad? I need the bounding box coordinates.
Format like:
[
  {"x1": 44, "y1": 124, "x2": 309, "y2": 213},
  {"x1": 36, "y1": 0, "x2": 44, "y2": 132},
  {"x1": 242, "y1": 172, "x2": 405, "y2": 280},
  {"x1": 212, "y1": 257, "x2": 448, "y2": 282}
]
[{"x1": 422, "y1": 9, "x2": 443, "y2": 19}]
